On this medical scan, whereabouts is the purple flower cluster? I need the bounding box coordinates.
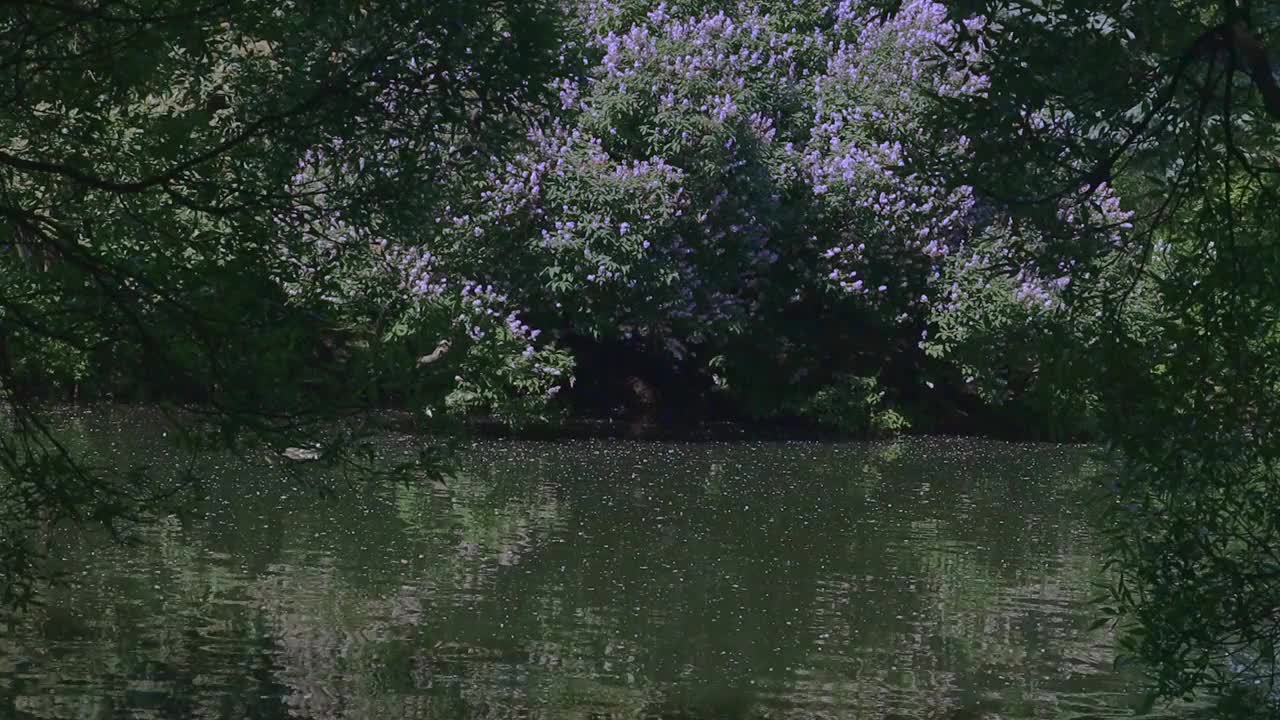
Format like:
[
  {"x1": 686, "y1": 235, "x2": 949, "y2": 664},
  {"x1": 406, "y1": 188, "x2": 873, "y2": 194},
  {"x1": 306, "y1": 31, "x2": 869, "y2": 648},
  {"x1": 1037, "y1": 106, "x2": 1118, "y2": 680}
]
[
  {"x1": 502, "y1": 0, "x2": 991, "y2": 336},
  {"x1": 1057, "y1": 182, "x2": 1136, "y2": 248},
  {"x1": 826, "y1": 0, "x2": 988, "y2": 99},
  {"x1": 380, "y1": 242, "x2": 547, "y2": 352},
  {"x1": 367, "y1": 0, "x2": 1133, "y2": 367},
  {"x1": 793, "y1": 0, "x2": 988, "y2": 313}
]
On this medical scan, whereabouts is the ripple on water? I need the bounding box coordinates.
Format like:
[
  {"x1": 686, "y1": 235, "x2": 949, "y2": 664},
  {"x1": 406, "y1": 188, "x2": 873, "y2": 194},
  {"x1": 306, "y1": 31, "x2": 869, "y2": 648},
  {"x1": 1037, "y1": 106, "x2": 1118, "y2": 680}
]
[{"x1": 0, "y1": 432, "x2": 1188, "y2": 719}]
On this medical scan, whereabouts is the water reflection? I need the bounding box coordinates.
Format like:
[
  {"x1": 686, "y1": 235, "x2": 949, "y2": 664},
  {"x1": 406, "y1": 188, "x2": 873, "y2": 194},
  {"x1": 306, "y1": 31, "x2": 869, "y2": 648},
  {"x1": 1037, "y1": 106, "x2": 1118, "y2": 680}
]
[{"x1": 0, "y1": 436, "x2": 1186, "y2": 718}]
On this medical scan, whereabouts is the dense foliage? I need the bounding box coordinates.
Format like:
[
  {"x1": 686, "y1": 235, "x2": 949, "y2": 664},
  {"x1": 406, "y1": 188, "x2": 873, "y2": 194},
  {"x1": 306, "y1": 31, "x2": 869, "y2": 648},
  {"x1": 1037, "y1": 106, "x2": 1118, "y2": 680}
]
[
  {"x1": 940, "y1": 0, "x2": 1280, "y2": 705},
  {"x1": 3, "y1": 0, "x2": 1280, "y2": 708},
  {"x1": 413, "y1": 0, "x2": 1116, "y2": 432},
  {"x1": 0, "y1": 0, "x2": 574, "y2": 605},
  {"x1": 5, "y1": 0, "x2": 1115, "y2": 437}
]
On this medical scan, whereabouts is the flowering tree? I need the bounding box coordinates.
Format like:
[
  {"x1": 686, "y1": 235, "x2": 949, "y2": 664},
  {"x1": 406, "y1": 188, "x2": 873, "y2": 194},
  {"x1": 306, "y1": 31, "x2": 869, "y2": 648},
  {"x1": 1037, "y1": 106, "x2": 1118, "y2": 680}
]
[{"x1": 412, "y1": 0, "x2": 1002, "y2": 420}]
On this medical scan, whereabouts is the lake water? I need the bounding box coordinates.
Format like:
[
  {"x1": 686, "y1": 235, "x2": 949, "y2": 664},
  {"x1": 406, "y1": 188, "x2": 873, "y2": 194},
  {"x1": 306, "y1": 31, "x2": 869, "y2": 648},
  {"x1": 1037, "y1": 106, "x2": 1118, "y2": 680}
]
[{"x1": 0, "y1": 435, "x2": 1202, "y2": 718}]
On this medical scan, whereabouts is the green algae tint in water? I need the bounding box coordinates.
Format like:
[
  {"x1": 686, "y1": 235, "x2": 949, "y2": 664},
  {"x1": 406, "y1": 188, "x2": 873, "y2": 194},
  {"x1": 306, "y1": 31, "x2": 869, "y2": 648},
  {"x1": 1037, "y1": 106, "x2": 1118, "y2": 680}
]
[{"x1": 1, "y1": 438, "x2": 1161, "y2": 719}]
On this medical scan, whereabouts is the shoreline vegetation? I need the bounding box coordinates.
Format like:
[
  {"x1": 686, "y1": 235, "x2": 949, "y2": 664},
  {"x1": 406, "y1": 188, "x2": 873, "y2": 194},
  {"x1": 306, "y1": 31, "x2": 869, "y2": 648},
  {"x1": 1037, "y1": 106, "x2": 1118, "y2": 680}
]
[{"x1": 30, "y1": 396, "x2": 1096, "y2": 445}]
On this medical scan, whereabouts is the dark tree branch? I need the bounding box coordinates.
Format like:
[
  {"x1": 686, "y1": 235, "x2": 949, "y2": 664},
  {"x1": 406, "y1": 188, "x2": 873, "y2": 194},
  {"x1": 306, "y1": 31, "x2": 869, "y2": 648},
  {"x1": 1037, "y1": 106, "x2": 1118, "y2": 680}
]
[{"x1": 1228, "y1": 21, "x2": 1280, "y2": 119}]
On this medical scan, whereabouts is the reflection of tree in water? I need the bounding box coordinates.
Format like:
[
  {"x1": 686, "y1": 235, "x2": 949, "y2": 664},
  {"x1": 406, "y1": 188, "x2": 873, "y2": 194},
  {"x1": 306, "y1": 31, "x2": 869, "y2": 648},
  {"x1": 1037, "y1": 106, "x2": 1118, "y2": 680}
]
[
  {"x1": 414, "y1": 440, "x2": 1122, "y2": 719},
  {"x1": 773, "y1": 442, "x2": 1121, "y2": 720},
  {"x1": 2, "y1": 435, "x2": 1169, "y2": 720},
  {"x1": 243, "y1": 464, "x2": 581, "y2": 719},
  {"x1": 253, "y1": 562, "x2": 420, "y2": 719},
  {"x1": 1, "y1": 513, "x2": 293, "y2": 719}
]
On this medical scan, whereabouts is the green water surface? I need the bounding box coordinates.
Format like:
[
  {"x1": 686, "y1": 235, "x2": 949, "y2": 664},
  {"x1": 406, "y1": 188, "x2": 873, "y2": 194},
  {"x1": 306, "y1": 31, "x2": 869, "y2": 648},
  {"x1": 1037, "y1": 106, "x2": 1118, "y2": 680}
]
[{"x1": 0, "y1": 434, "x2": 1186, "y2": 719}]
